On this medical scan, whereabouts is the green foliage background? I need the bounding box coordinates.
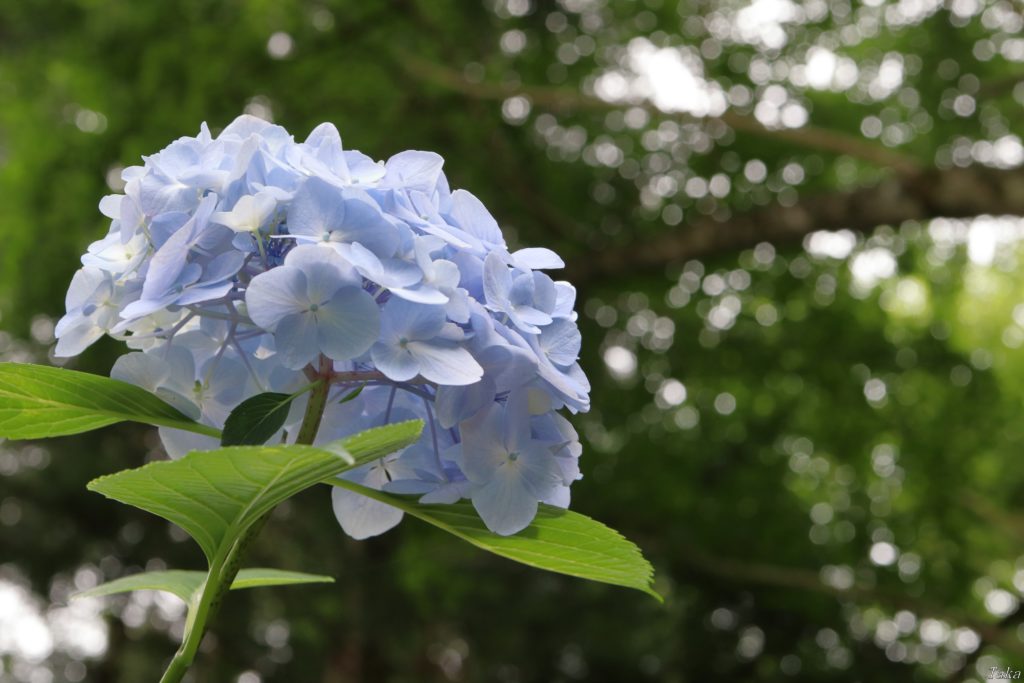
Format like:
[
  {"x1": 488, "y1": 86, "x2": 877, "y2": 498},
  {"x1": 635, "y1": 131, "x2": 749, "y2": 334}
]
[{"x1": 1, "y1": 0, "x2": 1024, "y2": 681}]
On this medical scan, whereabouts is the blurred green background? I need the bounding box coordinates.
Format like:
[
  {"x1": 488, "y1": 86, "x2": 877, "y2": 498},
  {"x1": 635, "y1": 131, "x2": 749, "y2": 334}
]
[{"x1": 2, "y1": 0, "x2": 1024, "y2": 681}]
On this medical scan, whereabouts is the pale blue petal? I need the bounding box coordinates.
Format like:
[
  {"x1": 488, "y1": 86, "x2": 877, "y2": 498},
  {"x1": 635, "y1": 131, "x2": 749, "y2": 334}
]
[
  {"x1": 373, "y1": 257, "x2": 423, "y2": 289},
  {"x1": 500, "y1": 391, "x2": 533, "y2": 455},
  {"x1": 542, "y1": 485, "x2": 571, "y2": 509},
  {"x1": 445, "y1": 288, "x2": 471, "y2": 324},
  {"x1": 302, "y1": 260, "x2": 348, "y2": 307},
  {"x1": 314, "y1": 401, "x2": 375, "y2": 444},
  {"x1": 382, "y1": 298, "x2": 446, "y2": 341},
  {"x1": 382, "y1": 150, "x2": 444, "y2": 192},
  {"x1": 286, "y1": 176, "x2": 346, "y2": 240},
  {"x1": 304, "y1": 122, "x2": 343, "y2": 154},
  {"x1": 370, "y1": 341, "x2": 420, "y2": 382},
  {"x1": 213, "y1": 191, "x2": 278, "y2": 233},
  {"x1": 509, "y1": 306, "x2": 551, "y2": 331},
  {"x1": 148, "y1": 211, "x2": 191, "y2": 249},
  {"x1": 338, "y1": 190, "x2": 399, "y2": 256},
  {"x1": 203, "y1": 357, "x2": 250, "y2": 407},
  {"x1": 118, "y1": 194, "x2": 145, "y2": 243},
  {"x1": 379, "y1": 189, "x2": 478, "y2": 249},
  {"x1": 201, "y1": 251, "x2": 247, "y2": 284},
  {"x1": 471, "y1": 469, "x2": 539, "y2": 536},
  {"x1": 419, "y1": 481, "x2": 470, "y2": 504},
  {"x1": 139, "y1": 169, "x2": 197, "y2": 215},
  {"x1": 531, "y1": 272, "x2": 557, "y2": 312},
  {"x1": 342, "y1": 241, "x2": 421, "y2": 289},
  {"x1": 142, "y1": 221, "x2": 194, "y2": 299},
  {"x1": 120, "y1": 292, "x2": 180, "y2": 320},
  {"x1": 553, "y1": 451, "x2": 582, "y2": 485},
  {"x1": 449, "y1": 189, "x2": 504, "y2": 246},
  {"x1": 511, "y1": 247, "x2": 565, "y2": 270},
  {"x1": 274, "y1": 311, "x2": 320, "y2": 369},
  {"x1": 456, "y1": 406, "x2": 508, "y2": 481},
  {"x1": 315, "y1": 287, "x2": 380, "y2": 361},
  {"x1": 482, "y1": 252, "x2": 512, "y2": 308},
  {"x1": 429, "y1": 259, "x2": 461, "y2": 290},
  {"x1": 415, "y1": 220, "x2": 478, "y2": 250},
  {"x1": 54, "y1": 323, "x2": 105, "y2": 358},
  {"x1": 412, "y1": 234, "x2": 446, "y2": 269},
  {"x1": 219, "y1": 114, "x2": 278, "y2": 139},
  {"x1": 64, "y1": 268, "x2": 107, "y2": 311},
  {"x1": 435, "y1": 377, "x2": 496, "y2": 428},
  {"x1": 342, "y1": 241, "x2": 386, "y2": 280},
  {"x1": 142, "y1": 194, "x2": 216, "y2": 299},
  {"x1": 284, "y1": 243, "x2": 360, "y2": 286},
  {"x1": 245, "y1": 266, "x2": 309, "y2": 329},
  {"x1": 158, "y1": 427, "x2": 220, "y2": 460},
  {"x1": 406, "y1": 341, "x2": 483, "y2": 386},
  {"x1": 509, "y1": 272, "x2": 536, "y2": 307},
  {"x1": 173, "y1": 280, "x2": 233, "y2": 307},
  {"x1": 385, "y1": 479, "x2": 438, "y2": 495},
  {"x1": 450, "y1": 252, "x2": 484, "y2": 299},
  {"x1": 388, "y1": 283, "x2": 449, "y2": 305},
  {"x1": 474, "y1": 343, "x2": 537, "y2": 392},
  {"x1": 539, "y1": 319, "x2": 582, "y2": 367},
  {"x1": 553, "y1": 282, "x2": 577, "y2": 318},
  {"x1": 514, "y1": 443, "x2": 563, "y2": 499},
  {"x1": 343, "y1": 150, "x2": 386, "y2": 183},
  {"x1": 331, "y1": 470, "x2": 404, "y2": 540},
  {"x1": 98, "y1": 194, "x2": 122, "y2": 219}
]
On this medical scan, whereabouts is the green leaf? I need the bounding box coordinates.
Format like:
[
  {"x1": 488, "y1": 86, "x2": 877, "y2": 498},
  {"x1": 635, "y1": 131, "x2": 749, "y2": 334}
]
[
  {"x1": 329, "y1": 481, "x2": 661, "y2": 600},
  {"x1": 73, "y1": 568, "x2": 333, "y2": 603},
  {"x1": 230, "y1": 567, "x2": 333, "y2": 590},
  {"x1": 86, "y1": 421, "x2": 420, "y2": 683},
  {"x1": 221, "y1": 391, "x2": 295, "y2": 446},
  {"x1": 76, "y1": 570, "x2": 203, "y2": 602},
  {"x1": 338, "y1": 384, "x2": 364, "y2": 404},
  {"x1": 0, "y1": 362, "x2": 219, "y2": 439},
  {"x1": 87, "y1": 420, "x2": 423, "y2": 563}
]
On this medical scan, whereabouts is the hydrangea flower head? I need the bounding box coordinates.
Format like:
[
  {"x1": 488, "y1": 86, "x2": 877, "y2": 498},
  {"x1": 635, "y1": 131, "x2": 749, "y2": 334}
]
[{"x1": 57, "y1": 115, "x2": 590, "y2": 536}]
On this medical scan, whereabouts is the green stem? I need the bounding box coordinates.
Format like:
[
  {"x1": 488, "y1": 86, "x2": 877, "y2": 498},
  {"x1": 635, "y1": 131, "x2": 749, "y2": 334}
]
[
  {"x1": 158, "y1": 356, "x2": 333, "y2": 683},
  {"x1": 296, "y1": 356, "x2": 332, "y2": 445}
]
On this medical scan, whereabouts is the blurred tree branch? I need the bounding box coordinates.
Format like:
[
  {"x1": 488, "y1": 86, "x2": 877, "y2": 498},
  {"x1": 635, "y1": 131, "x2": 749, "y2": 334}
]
[
  {"x1": 401, "y1": 57, "x2": 924, "y2": 175},
  {"x1": 480, "y1": 126, "x2": 590, "y2": 242},
  {"x1": 567, "y1": 165, "x2": 1024, "y2": 285},
  {"x1": 395, "y1": 57, "x2": 1024, "y2": 287},
  {"x1": 679, "y1": 543, "x2": 1024, "y2": 657},
  {"x1": 963, "y1": 492, "x2": 1024, "y2": 544},
  {"x1": 942, "y1": 606, "x2": 1024, "y2": 681},
  {"x1": 977, "y1": 72, "x2": 1024, "y2": 99}
]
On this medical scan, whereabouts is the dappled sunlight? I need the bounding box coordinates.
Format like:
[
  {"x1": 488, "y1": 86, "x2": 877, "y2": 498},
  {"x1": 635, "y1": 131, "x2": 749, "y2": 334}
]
[
  {"x1": 0, "y1": 572, "x2": 108, "y2": 682},
  {"x1": 2, "y1": 0, "x2": 1024, "y2": 679},
  {"x1": 580, "y1": 213, "x2": 1024, "y2": 676}
]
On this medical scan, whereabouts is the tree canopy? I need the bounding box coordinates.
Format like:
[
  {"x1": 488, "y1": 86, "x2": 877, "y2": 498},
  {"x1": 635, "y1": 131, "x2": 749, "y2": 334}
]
[{"x1": 1, "y1": 1, "x2": 1023, "y2": 681}]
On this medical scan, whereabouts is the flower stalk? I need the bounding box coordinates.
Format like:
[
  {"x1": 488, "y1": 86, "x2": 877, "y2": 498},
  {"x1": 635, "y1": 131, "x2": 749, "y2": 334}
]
[{"x1": 158, "y1": 357, "x2": 334, "y2": 683}]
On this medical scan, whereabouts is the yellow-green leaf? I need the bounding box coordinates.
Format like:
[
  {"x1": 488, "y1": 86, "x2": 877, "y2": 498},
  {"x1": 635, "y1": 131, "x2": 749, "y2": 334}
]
[
  {"x1": 0, "y1": 362, "x2": 219, "y2": 439},
  {"x1": 330, "y1": 481, "x2": 660, "y2": 600},
  {"x1": 87, "y1": 420, "x2": 423, "y2": 563},
  {"x1": 73, "y1": 568, "x2": 334, "y2": 603}
]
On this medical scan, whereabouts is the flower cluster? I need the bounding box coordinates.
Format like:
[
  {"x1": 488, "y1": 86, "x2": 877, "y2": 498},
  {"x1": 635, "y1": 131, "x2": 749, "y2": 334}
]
[{"x1": 56, "y1": 115, "x2": 589, "y2": 536}]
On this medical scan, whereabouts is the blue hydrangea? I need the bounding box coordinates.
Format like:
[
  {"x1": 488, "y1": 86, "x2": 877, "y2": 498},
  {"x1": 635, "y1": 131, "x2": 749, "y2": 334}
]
[{"x1": 56, "y1": 115, "x2": 590, "y2": 536}]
